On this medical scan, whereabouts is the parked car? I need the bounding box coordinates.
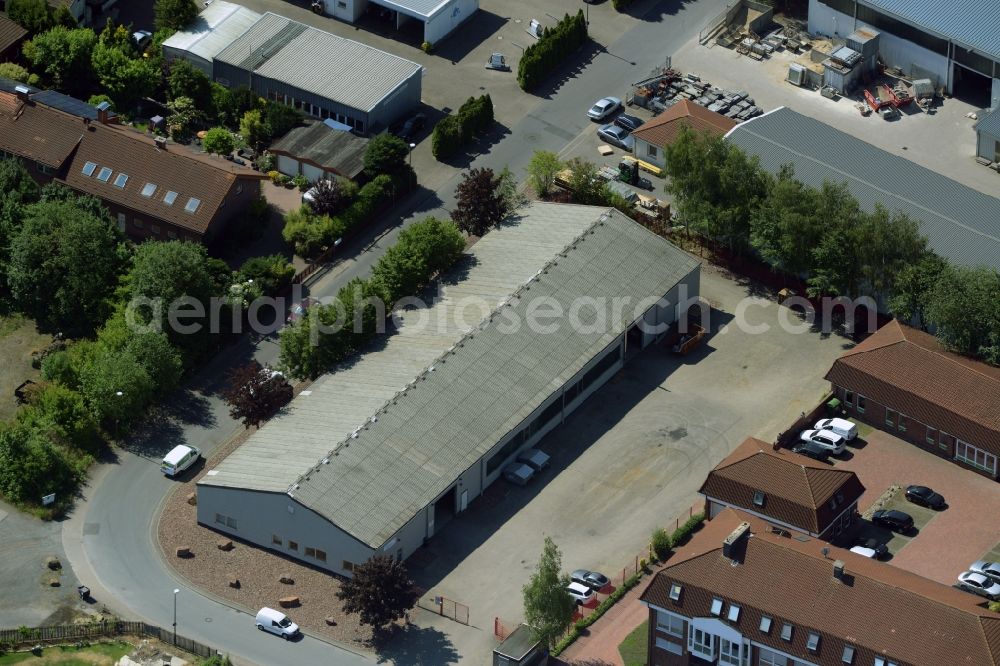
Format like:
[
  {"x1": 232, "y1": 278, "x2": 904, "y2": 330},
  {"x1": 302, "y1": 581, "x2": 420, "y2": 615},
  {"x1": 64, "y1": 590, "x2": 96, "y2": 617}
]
[
  {"x1": 394, "y1": 112, "x2": 427, "y2": 142},
  {"x1": 571, "y1": 569, "x2": 610, "y2": 591},
  {"x1": 871, "y1": 509, "x2": 914, "y2": 533},
  {"x1": 287, "y1": 297, "x2": 319, "y2": 323},
  {"x1": 957, "y1": 571, "x2": 1000, "y2": 600},
  {"x1": 970, "y1": 560, "x2": 1000, "y2": 584},
  {"x1": 813, "y1": 417, "x2": 858, "y2": 441},
  {"x1": 255, "y1": 607, "x2": 300, "y2": 639},
  {"x1": 798, "y1": 429, "x2": 846, "y2": 455},
  {"x1": 905, "y1": 485, "x2": 945, "y2": 510},
  {"x1": 132, "y1": 30, "x2": 153, "y2": 52},
  {"x1": 503, "y1": 462, "x2": 534, "y2": 486},
  {"x1": 160, "y1": 444, "x2": 200, "y2": 477},
  {"x1": 851, "y1": 537, "x2": 888, "y2": 559},
  {"x1": 597, "y1": 124, "x2": 634, "y2": 151},
  {"x1": 588, "y1": 96, "x2": 621, "y2": 121},
  {"x1": 791, "y1": 440, "x2": 831, "y2": 462},
  {"x1": 516, "y1": 448, "x2": 550, "y2": 472},
  {"x1": 567, "y1": 581, "x2": 595, "y2": 605},
  {"x1": 614, "y1": 113, "x2": 644, "y2": 132}
]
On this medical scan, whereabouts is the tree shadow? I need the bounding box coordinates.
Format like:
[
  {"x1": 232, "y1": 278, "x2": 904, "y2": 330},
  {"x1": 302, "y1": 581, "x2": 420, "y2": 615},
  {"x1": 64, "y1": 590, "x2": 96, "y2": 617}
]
[
  {"x1": 436, "y1": 122, "x2": 513, "y2": 170},
  {"x1": 430, "y1": 11, "x2": 509, "y2": 63},
  {"x1": 528, "y1": 41, "x2": 608, "y2": 100},
  {"x1": 375, "y1": 623, "x2": 461, "y2": 666},
  {"x1": 633, "y1": 0, "x2": 701, "y2": 22}
]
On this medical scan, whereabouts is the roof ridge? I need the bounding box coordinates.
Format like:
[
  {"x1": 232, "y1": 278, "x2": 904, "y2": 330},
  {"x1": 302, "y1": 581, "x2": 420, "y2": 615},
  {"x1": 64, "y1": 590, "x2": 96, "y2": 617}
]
[{"x1": 900, "y1": 328, "x2": 1000, "y2": 385}]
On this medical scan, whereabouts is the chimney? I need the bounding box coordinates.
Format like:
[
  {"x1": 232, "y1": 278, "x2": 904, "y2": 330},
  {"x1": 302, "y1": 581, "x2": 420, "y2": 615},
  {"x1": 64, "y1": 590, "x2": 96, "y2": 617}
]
[
  {"x1": 722, "y1": 521, "x2": 751, "y2": 559},
  {"x1": 155, "y1": 136, "x2": 168, "y2": 150},
  {"x1": 14, "y1": 85, "x2": 30, "y2": 101},
  {"x1": 95, "y1": 100, "x2": 111, "y2": 124},
  {"x1": 833, "y1": 560, "x2": 845, "y2": 580}
]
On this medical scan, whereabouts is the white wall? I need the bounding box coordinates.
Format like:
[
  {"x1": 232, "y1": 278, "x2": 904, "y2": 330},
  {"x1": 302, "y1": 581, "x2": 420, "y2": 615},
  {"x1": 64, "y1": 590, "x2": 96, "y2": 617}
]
[
  {"x1": 424, "y1": 0, "x2": 479, "y2": 45},
  {"x1": 977, "y1": 130, "x2": 999, "y2": 160},
  {"x1": 276, "y1": 155, "x2": 299, "y2": 178},
  {"x1": 633, "y1": 137, "x2": 666, "y2": 169},
  {"x1": 324, "y1": 0, "x2": 368, "y2": 22}
]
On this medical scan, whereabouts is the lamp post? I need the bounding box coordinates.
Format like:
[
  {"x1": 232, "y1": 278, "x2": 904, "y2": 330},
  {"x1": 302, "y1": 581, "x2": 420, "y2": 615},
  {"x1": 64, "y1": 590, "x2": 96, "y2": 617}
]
[
  {"x1": 408, "y1": 142, "x2": 416, "y2": 166},
  {"x1": 113, "y1": 391, "x2": 123, "y2": 439},
  {"x1": 172, "y1": 588, "x2": 179, "y2": 645}
]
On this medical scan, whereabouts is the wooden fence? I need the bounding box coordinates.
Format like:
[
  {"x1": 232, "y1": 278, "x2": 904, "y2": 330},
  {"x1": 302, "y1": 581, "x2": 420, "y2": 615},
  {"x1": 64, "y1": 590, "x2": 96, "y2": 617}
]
[{"x1": 0, "y1": 620, "x2": 216, "y2": 657}]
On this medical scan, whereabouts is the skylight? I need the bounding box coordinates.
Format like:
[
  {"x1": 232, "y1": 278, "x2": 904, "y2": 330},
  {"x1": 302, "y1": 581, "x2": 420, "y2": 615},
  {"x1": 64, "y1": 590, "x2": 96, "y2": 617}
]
[
  {"x1": 163, "y1": 191, "x2": 178, "y2": 205},
  {"x1": 753, "y1": 490, "x2": 766, "y2": 507},
  {"x1": 709, "y1": 598, "x2": 723, "y2": 616},
  {"x1": 759, "y1": 616, "x2": 772, "y2": 633},
  {"x1": 668, "y1": 583, "x2": 682, "y2": 601},
  {"x1": 141, "y1": 183, "x2": 157, "y2": 197},
  {"x1": 185, "y1": 197, "x2": 201, "y2": 214},
  {"x1": 807, "y1": 632, "x2": 820, "y2": 651},
  {"x1": 97, "y1": 167, "x2": 112, "y2": 182},
  {"x1": 82, "y1": 161, "x2": 97, "y2": 177},
  {"x1": 727, "y1": 604, "x2": 741, "y2": 622},
  {"x1": 113, "y1": 173, "x2": 128, "y2": 188}
]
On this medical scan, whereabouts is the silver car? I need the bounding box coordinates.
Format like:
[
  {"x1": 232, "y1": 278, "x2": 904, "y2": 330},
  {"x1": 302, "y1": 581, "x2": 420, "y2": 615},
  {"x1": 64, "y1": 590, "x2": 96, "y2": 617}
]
[
  {"x1": 971, "y1": 560, "x2": 1000, "y2": 584},
  {"x1": 588, "y1": 96, "x2": 621, "y2": 121},
  {"x1": 799, "y1": 429, "x2": 846, "y2": 455},
  {"x1": 503, "y1": 462, "x2": 534, "y2": 486},
  {"x1": 597, "y1": 124, "x2": 634, "y2": 151},
  {"x1": 958, "y1": 571, "x2": 1000, "y2": 600}
]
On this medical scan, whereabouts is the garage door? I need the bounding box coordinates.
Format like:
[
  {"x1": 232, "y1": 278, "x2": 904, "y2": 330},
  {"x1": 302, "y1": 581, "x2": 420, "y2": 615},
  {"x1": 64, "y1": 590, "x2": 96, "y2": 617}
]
[
  {"x1": 301, "y1": 163, "x2": 325, "y2": 183},
  {"x1": 276, "y1": 155, "x2": 299, "y2": 178}
]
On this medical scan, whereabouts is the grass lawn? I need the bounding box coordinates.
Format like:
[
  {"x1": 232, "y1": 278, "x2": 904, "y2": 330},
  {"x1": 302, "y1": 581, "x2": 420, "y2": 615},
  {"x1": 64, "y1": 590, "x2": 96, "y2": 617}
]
[
  {"x1": 618, "y1": 619, "x2": 648, "y2": 666},
  {"x1": 0, "y1": 641, "x2": 131, "y2": 665},
  {"x1": 0, "y1": 314, "x2": 51, "y2": 421}
]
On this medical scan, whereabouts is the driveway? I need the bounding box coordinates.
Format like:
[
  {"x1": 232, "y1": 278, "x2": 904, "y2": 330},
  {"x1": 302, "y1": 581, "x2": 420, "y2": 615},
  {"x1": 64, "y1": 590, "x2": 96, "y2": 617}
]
[{"x1": 404, "y1": 264, "x2": 851, "y2": 664}]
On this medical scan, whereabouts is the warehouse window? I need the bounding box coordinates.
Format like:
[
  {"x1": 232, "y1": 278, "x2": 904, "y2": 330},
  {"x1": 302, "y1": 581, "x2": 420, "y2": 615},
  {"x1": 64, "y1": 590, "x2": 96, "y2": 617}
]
[
  {"x1": 288, "y1": 540, "x2": 298, "y2": 551},
  {"x1": 579, "y1": 347, "x2": 621, "y2": 393},
  {"x1": 305, "y1": 547, "x2": 316, "y2": 557},
  {"x1": 315, "y1": 549, "x2": 327, "y2": 562},
  {"x1": 272, "y1": 535, "x2": 281, "y2": 546},
  {"x1": 342, "y1": 560, "x2": 355, "y2": 572}
]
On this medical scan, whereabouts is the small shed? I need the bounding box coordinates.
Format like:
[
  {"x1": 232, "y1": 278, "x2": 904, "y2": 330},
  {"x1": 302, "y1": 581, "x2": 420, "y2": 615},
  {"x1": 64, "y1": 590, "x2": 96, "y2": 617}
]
[
  {"x1": 974, "y1": 107, "x2": 1000, "y2": 163},
  {"x1": 269, "y1": 121, "x2": 369, "y2": 182},
  {"x1": 493, "y1": 625, "x2": 547, "y2": 666}
]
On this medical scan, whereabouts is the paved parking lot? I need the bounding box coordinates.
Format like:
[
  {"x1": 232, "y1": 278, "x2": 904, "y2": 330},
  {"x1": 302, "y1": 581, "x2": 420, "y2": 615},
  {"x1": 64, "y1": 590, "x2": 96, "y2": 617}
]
[
  {"x1": 669, "y1": 35, "x2": 998, "y2": 197},
  {"x1": 829, "y1": 428, "x2": 1000, "y2": 587},
  {"x1": 404, "y1": 265, "x2": 851, "y2": 664}
]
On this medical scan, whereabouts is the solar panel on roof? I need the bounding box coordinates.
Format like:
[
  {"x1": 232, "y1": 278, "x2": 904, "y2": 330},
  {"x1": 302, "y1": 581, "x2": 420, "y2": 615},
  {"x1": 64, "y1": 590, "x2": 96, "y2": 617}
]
[{"x1": 31, "y1": 90, "x2": 102, "y2": 120}]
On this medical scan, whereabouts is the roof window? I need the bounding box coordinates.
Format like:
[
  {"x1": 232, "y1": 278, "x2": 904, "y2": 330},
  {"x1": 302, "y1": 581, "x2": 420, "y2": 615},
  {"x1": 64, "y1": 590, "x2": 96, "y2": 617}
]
[
  {"x1": 141, "y1": 182, "x2": 156, "y2": 197},
  {"x1": 113, "y1": 173, "x2": 128, "y2": 188},
  {"x1": 841, "y1": 645, "x2": 855, "y2": 664},
  {"x1": 709, "y1": 598, "x2": 723, "y2": 616},
  {"x1": 97, "y1": 167, "x2": 112, "y2": 182},
  {"x1": 781, "y1": 623, "x2": 793, "y2": 641},
  {"x1": 669, "y1": 583, "x2": 682, "y2": 601},
  {"x1": 164, "y1": 191, "x2": 178, "y2": 205},
  {"x1": 807, "y1": 632, "x2": 820, "y2": 651},
  {"x1": 759, "y1": 616, "x2": 772, "y2": 633},
  {"x1": 185, "y1": 197, "x2": 201, "y2": 214},
  {"x1": 726, "y1": 604, "x2": 741, "y2": 622},
  {"x1": 82, "y1": 161, "x2": 97, "y2": 176},
  {"x1": 753, "y1": 490, "x2": 766, "y2": 507}
]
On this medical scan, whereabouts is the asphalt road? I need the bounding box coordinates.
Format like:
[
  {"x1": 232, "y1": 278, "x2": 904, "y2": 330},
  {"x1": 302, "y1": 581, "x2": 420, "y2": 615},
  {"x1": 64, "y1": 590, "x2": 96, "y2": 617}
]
[{"x1": 61, "y1": 1, "x2": 728, "y2": 664}]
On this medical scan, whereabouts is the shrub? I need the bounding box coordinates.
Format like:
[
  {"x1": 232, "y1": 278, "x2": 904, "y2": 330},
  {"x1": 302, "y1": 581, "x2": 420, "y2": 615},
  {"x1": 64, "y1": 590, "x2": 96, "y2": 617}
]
[
  {"x1": 431, "y1": 94, "x2": 493, "y2": 161},
  {"x1": 517, "y1": 11, "x2": 588, "y2": 91},
  {"x1": 238, "y1": 254, "x2": 295, "y2": 295},
  {"x1": 651, "y1": 527, "x2": 671, "y2": 561},
  {"x1": 292, "y1": 174, "x2": 310, "y2": 191},
  {"x1": 267, "y1": 170, "x2": 281, "y2": 183},
  {"x1": 669, "y1": 513, "x2": 705, "y2": 548},
  {"x1": 431, "y1": 115, "x2": 463, "y2": 160},
  {"x1": 990, "y1": 601, "x2": 1000, "y2": 613},
  {"x1": 255, "y1": 152, "x2": 275, "y2": 173},
  {"x1": 612, "y1": 0, "x2": 634, "y2": 9},
  {"x1": 421, "y1": 40, "x2": 433, "y2": 53}
]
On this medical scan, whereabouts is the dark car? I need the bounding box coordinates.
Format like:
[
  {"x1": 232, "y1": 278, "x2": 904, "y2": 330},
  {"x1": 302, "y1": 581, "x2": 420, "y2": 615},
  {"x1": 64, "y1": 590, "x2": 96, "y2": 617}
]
[
  {"x1": 905, "y1": 485, "x2": 945, "y2": 510},
  {"x1": 614, "y1": 113, "x2": 644, "y2": 132},
  {"x1": 791, "y1": 440, "x2": 831, "y2": 462},
  {"x1": 571, "y1": 569, "x2": 610, "y2": 592},
  {"x1": 394, "y1": 113, "x2": 427, "y2": 142},
  {"x1": 853, "y1": 537, "x2": 889, "y2": 559},
  {"x1": 871, "y1": 509, "x2": 914, "y2": 533}
]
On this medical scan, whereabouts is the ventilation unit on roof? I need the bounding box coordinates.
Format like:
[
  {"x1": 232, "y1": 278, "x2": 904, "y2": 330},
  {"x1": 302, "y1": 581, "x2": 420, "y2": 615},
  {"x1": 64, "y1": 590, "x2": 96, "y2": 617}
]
[{"x1": 154, "y1": 136, "x2": 167, "y2": 150}]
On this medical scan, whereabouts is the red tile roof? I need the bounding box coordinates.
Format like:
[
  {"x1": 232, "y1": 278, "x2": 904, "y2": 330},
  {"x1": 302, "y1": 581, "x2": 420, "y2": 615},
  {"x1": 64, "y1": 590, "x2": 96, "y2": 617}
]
[
  {"x1": 825, "y1": 320, "x2": 1000, "y2": 454},
  {"x1": 0, "y1": 15, "x2": 28, "y2": 55},
  {"x1": 631, "y1": 100, "x2": 737, "y2": 148},
  {"x1": 0, "y1": 94, "x2": 83, "y2": 167},
  {"x1": 699, "y1": 437, "x2": 865, "y2": 534},
  {"x1": 642, "y1": 509, "x2": 1000, "y2": 666}
]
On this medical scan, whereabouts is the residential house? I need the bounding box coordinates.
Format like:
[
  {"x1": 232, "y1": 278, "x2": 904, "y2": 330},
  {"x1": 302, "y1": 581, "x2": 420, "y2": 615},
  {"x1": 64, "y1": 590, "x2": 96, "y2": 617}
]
[
  {"x1": 700, "y1": 437, "x2": 865, "y2": 540},
  {"x1": 0, "y1": 14, "x2": 27, "y2": 61},
  {"x1": 630, "y1": 100, "x2": 736, "y2": 169},
  {"x1": 825, "y1": 320, "x2": 1000, "y2": 478},
  {"x1": 641, "y1": 508, "x2": 1000, "y2": 666}
]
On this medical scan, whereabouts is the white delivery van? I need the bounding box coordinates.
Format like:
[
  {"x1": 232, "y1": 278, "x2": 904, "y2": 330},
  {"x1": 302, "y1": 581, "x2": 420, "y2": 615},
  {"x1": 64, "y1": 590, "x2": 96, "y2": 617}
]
[
  {"x1": 255, "y1": 607, "x2": 300, "y2": 639},
  {"x1": 160, "y1": 445, "x2": 200, "y2": 477}
]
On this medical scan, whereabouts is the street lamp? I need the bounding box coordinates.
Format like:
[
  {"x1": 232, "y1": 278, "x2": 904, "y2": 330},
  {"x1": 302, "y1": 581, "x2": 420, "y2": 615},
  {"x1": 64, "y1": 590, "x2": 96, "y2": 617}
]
[
  {"x1": 408, "y1": 142, "x2": 416, "y2": 166},
  {"x1": 172, "y1": 588, "x2": 179, "y2": 645},
  {"x1": 113, "y1": 391, "x2": 123, "y2": 439}
]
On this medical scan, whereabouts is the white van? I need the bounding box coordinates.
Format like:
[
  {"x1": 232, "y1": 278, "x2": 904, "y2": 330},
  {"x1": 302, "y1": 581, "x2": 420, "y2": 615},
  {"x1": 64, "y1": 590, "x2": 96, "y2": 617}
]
[
  {"x1": 160, "y1": 445, "x2": 200, "y2": 477},
  {"x1": 255, "y1": 607, "x2": 300, "y2": 639},
  {"x1": 814, "y1": 417, "x2": 858, "y2": 441}
]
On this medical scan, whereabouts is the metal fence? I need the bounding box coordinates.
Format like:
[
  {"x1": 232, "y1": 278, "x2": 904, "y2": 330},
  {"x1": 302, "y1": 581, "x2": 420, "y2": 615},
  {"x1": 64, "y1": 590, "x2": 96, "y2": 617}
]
[
  {"x1": 0, "y1": 621, "x2": 216, "y2": 658},
  {"x1": 418, "y1": 595, "x2": 470, "y2": 626}
]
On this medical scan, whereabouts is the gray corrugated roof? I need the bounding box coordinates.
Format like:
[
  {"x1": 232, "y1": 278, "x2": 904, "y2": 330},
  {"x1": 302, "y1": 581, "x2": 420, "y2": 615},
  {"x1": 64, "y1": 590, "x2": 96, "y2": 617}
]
[
  {"x1": 201, "y1": 203, "x2": 698, "y2": 548},
  {"x1": 269, "y1": 121, "x2": 368, "y2": 179},
  {"x1": 372, "y1": 0, "x2": 451, "y2": 20},
  {"x1": 861, "y1": 0, "x2": 1000, "y2": 61},
  {"x1": 975, "y1": 107, "x2": 1000, "y2": 140},
  {"x1": 161, "y1": 0, "x2": 262, "y2": 63},
  {"x1": 726, "y1": 107, "x2": 1000, "y2": 270},
  {"x1": 214, "y1": 13, "x2": 421, "y2": 114}
]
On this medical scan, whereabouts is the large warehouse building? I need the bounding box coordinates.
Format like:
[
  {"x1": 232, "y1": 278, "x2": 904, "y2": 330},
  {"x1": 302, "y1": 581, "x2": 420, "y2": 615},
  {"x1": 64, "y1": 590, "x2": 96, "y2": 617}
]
[
  {"x1": 726, "y1": 107, "x2": 1000, "y2": 271},
  {"x1": 198, "y1": 203, "x2": 700, "y2": 576},
  {"x1": 315, "y1": 0, "x2": 479, "y2": 46},
  {"x1": 161, "y1": 1, "x2": 262, "y2": 76},
  {"x1": 212, "y1": 12, "x2": 422, "y2": 134},
  {"x1": 808, "y1": 0, "x2": 1000, "y2": 108}
]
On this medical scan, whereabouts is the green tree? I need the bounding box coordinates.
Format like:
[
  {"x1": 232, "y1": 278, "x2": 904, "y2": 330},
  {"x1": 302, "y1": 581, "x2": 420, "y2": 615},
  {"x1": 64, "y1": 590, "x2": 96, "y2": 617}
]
[
  {"x1": 452, "y1": 168, "x2": 505, "y2": 237},
  {"x1": 262, "y1": 101, "x2": 301, "y2": 139},
  {"x1": 431, "y1": 115, "x2": 462, "y2": 161},
  {"x1": 237, "y1": 254, "x2": 295, "y2": 296},
  {"x1": 239, "y1": 109, "x2": 268, "y2": 151},
  {"x1": 805, "y1": 182, "x2": 866, "y2": 297},
  {"x1": 750, "y1": 165, "x2": 823, "y2": 276},
  {"x1": 336, "y1": 555, "x2": 418, "y2": 637},
  {"x1": 526, "y1": 150, "x2": 562, "y2": 197},
  {"x1": 496, "y1": 166, "x2": 524, "y2": 216},
  {"x1": 213, "y1": 85, "x2": 259, "y2": 128},
  {"x1": 369, "y1": 216, "x2": 465, "y2": 304},
  {"x1": 925, "y1": 265, "x2": 1000, "y2": 363},
  {"x1": 855, "y1": 205, "x2": 929, "y2": 297},
  {"x1": 17, "y1": 383, "x2": 101, "y2": 454},
  {"x1": 8, "y1": 200, "x2": 125, "y2": 336},
  {"x1": 154, "y1": 0, "x2": 199, "y2": 31},
  {"x1": 0, "y1": 421, "x2": 77, "y2": 505},
  {"x1": 22, "y1": 26, "x2": 96, "y2": 94},
  {"x1": 202, "y1": 127, "x2": 235, "y2": 155},
  {"x1": 7, "y1": 0, "x2": 52, "y2": 33},
  {"x1": 888, "y1": 253, "x2": 948, "y2": 329},
  {"x1": 651, "y1": 527, "x2": 671, "y2": 561},
  {"x1": 78, "y1": 344, "x2": 155, "y2": 430},
  {"x1": 522, "y1": 537, "x2": 576, "y2": 649},
  {"x1": 166, "y1": 95, "x2": 207, "y2": 141},
  {"x1": 0, "y1": 62, "x2": 39, "y2": 86},
  {"x1": 565, "y1": 158, "x2": 606, "y2": 205},
  {"x1": 363, "y1": 133, "x2": 409, "y2": 178},
  {"x1": 90, "y1": 41, "x2": 160, "y2": 109},
  {"x1": 97, "y1": 309, "x2": 184, "y2": 395},
  {"x1": 168, "y1": 59, "x2": 213, "y2": 110}
]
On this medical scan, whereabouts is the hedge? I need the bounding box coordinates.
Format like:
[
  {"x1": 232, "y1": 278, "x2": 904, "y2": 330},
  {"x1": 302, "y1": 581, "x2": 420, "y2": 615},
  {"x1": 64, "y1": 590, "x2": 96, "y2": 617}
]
[
  {"x1": 431, "y1": 94, "x2": 494, "y2": 161},
  {"x1": 517, "y1": 11, "x2": 588, "y2": 92},
  {"x1": 669, "y1": 513, "x2": 705, "y2": 549}
]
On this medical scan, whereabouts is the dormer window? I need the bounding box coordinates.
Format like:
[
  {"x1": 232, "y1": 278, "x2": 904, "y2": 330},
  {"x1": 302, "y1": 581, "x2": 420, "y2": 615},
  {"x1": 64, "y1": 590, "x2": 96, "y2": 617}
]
[
  {"x1": 710, "y1": 597, "x2": 723, "y2": 616},
  {"x1": 669, "y1": 582, "x2": 682, "y2": 601},
  {"x1": 726, "y1": 604, "x2": 741, "y2": 622}
]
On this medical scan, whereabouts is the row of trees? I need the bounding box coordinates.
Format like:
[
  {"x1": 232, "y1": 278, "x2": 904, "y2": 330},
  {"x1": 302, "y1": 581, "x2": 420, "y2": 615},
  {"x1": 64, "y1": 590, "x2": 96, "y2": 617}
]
[
  {"x1": 8, "y1": 0, "x2": 196, "y2": 35},
  {"x1": 517, "y1": 11, "x2": 588, "y2": 92},
  {"x1": 431, "y1": 94, "x2": 494, "y2": 161},
  {"x1": 663, "y1": 127, "x2": 1000, "y2": 364},
  {"x1": 279, "y1": 217, "x2": 465, "y2": 379}
]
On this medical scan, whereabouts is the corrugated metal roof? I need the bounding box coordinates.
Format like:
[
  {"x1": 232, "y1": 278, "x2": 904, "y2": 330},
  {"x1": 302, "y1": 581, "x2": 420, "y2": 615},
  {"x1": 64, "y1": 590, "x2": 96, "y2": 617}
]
[
  {"x1": 372, "y1": 0, "x2": 451, "y2": 20},
  {"x1": 269, "y1": 121, "x2": 368, "y2": 179},
  {"x1": 214, "y1": 13, "x2": 421, "y2": 114},
  {"x1": 201, "y1": 204, "x2": 698, "y2": 548},
  {"x1": 861, "y1": 0, "x2": 1000, "y2": 61},
  {"x1": 976, "y1": 107, "x2": 1000, "y2": 140},
  {"x1": 726, "y1": 107, "x2": 1000, "y2": 270},
  {"x1": 161, "y1": 1, "x2": 262, "y2": 63}
]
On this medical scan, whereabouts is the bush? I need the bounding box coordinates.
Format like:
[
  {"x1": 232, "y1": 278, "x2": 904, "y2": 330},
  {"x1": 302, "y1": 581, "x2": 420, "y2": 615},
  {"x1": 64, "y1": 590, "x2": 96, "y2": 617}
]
[
  {"x1": 651, "y1": 527, "x2": 671, "y2": 561},
  {"x1": 517, "y1": 11, "x2": 588, "y2": 91},
  {"x1": 431, "y1": 115, "x2": 463, "y2": 161},
  {"x1": 292, "y1": 174, "x2": 310, "y2": 191},
  {"x1": 612, "y1": 0, "x2": 634, "y2": 9},
  {"x1": 421, "y1": 40, "x2": 433, "y2": 53},
  {"x1": 669, "y1": 513, "x2": 705, "y2": 549},
  {"x1": 238, "y1": 254, "x2": 295, "y2": 295},
  {"x1": 267, "y1": 170, "x2": 281, "y2": 183},
  {"x1": 431, "y1": 94, "x2": 493, "y2": 161}
]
